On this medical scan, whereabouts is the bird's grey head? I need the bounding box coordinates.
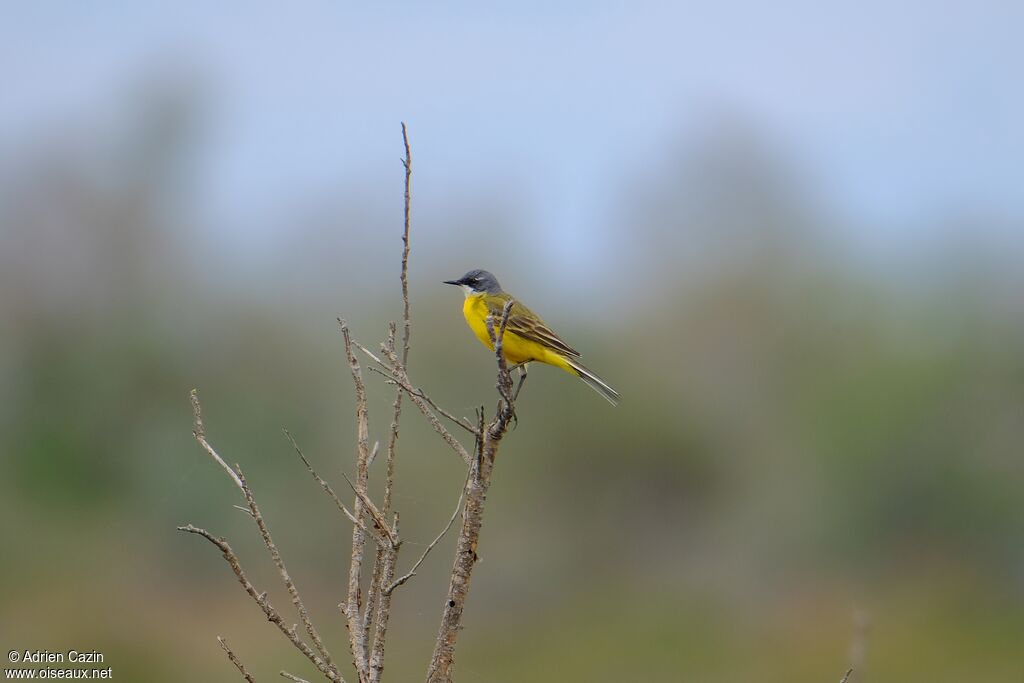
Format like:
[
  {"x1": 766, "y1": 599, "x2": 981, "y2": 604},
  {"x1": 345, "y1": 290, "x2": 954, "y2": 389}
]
[{"x1": 443, "y1": 269, "x2": 503, "y2": 295}]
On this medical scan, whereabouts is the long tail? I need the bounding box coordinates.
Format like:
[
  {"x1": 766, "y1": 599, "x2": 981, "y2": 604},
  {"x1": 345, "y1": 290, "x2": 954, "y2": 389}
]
[{"x1": 565, "y1": 358, "x2": 620, "y2": 406}]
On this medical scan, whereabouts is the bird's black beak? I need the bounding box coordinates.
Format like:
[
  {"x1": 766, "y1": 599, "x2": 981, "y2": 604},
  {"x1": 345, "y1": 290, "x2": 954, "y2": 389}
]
[{"x1": 443, "y1": 279, "x2": 461, "y2": 286}]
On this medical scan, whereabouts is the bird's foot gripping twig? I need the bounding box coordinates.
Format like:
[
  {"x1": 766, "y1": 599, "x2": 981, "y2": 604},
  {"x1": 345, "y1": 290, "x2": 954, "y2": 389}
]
[
  {"x1": 498, "y1": 379, "x2": 517, "y2": 429},
  {"x1": 510, "y1": 362, "x2": 529, "y2": 402},
  {"x1": 500, "y1": 362, "x2": 530, "y2": 430}
]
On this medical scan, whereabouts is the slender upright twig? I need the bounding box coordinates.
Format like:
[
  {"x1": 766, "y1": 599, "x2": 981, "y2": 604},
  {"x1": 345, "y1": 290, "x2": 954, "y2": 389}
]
[
  {"x1": 366, "y1": 516, "x2": 399, "y2": 683},
  {"x1": 382, "y1": 325, "x2": 401, "y2": 514},
  {"x1": 339, "y1": 320, "x2": 373, "y2": 682},
  {"x1": 386, "y1": 121, "x2": 413, "y2": 514},
  {"x1": 365, "y1": 330, "x2": 400, "y2": 683},
  {"x1": 399, "y1": 122, "x2": 412, "y2": 367},
  {"x1": 365, "y1": 125, "x2": 412, "y2": 682}
]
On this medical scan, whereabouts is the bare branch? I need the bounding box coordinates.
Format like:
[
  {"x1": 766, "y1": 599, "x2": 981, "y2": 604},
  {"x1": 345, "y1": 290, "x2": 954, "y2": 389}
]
[
  {"x1": 177, "y1": 525, "x2": 344, "y2": 682},
  {"x1": 339, "y1": 320, "x2": 372, "y2": 467},
  {"x1": 386, "y1": 471, "x2": 468, "y2": 595},
  {"x1": 190, "y1": 389, "x2": 244, "y2": 491},
  {"x1": 235, "y1": 467, "x2": 338, "y2": 678},
  {"x1": 188, "y1": 391, "x2": 339, "y2": 679},
  {"x1": 473, "y1": 407, "x2": 485, "y2": 480},
  {"x1": 186, "y1": 127, "x2": 520, "y2": 683},
  {"x1": 340, "y1": 472, "x2": 396, "y2": 545},
  {"x1": 384, "y1": 120, "x2": 413, "y2": 514},
  {"x1": 367, "y1": 513, "x2": 399, "y2": 683},
  {"x1": 373, "y1": 343, "x2": 473, "y2": 466},
  {"x1": 839, "y1": 669, "x2": 854, "y2": 683},
  {"x1": 361, "y1": 547, "x2": 385, "y2": 673},
  {"x1": 285, "y1": 429, "x2": 385, "y2": 543},
  {"x1": 407, "y1": 392, "x2": 478, "y2": 435},
  {"x1": 399, "y1": 121, "x2": 412, "y2": 369},
  {"x1": 383, "y1": 324, "x2": 400, "y2": 515},
  {"x1": 218, "y1": 636, "x2": 257, "y2": 683},
  {"x1": 351, "y1": 340, "x2": 385, "y2": 366},
  {"x1": 365, "y1": 365, "x2": 479, "y2": 436},
  {"x1": 364, "y1": 126, "x2": 414, "y2": 683},
  {"x1": 425, "y1": 462, "x2": 492, "y2": 683},
  {"x1": 339, "y1": 319, "x2": 373, "y2": 681}
]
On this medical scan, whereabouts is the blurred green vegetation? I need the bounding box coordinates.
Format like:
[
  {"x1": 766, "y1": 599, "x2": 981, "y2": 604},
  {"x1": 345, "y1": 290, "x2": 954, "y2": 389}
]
[{"x1": 1, "y1": 88, "x2": 1022, "y2": 682}]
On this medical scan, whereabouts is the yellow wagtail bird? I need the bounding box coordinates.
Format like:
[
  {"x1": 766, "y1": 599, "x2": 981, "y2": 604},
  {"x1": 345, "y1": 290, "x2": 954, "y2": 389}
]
[{"x1": 444, "y1": 269, "x2": 620, "y2": 406}]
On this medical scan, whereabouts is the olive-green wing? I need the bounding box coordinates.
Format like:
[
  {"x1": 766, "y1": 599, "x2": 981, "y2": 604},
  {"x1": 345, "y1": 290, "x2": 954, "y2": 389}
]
[{"x1": 485, "y1": 295, "x2": 580, "y2": 358}]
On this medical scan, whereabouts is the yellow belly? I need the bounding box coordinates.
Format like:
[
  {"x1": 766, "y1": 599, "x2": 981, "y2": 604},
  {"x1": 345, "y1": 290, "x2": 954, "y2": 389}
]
[{"x1": 463, "y1": 295, "x2": 573, "y2": 372}]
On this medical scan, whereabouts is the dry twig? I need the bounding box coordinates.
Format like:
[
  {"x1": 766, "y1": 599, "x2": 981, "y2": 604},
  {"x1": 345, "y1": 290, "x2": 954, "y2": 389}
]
[
  {"x1": 184, "y1": 390, "x2": 342, "y2": 682},
  {"x1": 340, "y1": 472, "x2": 397, "y2": 545},
  {"x1": 386, "y1": 471, "x2": 469, "y2": 595},
  {"x1": 339, "y1": 319, "x2": 373, "y2": 681},
  {"x1": 177, "y1": 524, "x2": 343, "y2": 682},
  {"x1": 218, "y1": 636, "x2": 257, "y2": 683},
  {"x1": 399, "y1": 121, "x2": 412, "y2": 368},
  {"x1": 386, "y1": 121, "x2": 413, "y2": 515},
  {"x1": 236, "y1": 466, "x2": 337, "y2": 675},
  {"x1": 372, "y1": 343, "x2": 473, "y2": 466},
  {"x1": 366, "y1": 515, "x2": 399, "y2": 683},
  {"x1": 364, "y1": 363, "x2": 478, "y2": 436},
  {"x1": 190, "y1": 388, "x2": 244, "y2": 490},
  {"x1": 285, "y1": 429, "x2": 376, "y2": 540}
]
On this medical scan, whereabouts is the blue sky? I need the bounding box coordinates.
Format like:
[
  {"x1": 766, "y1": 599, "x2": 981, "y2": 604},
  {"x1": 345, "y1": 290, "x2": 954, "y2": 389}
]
[{"x1": 3, "y1": 1, "x2": 1022, "y2": 271}]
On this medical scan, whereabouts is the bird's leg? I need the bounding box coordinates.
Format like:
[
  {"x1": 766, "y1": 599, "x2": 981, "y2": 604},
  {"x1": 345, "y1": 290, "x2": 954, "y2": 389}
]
[
  {"x1": 497, "y1": 362, "x2": 529, "y2": 430},
  {"x1": 511, "y1": 362, "x2": 529, "y2": 402}
]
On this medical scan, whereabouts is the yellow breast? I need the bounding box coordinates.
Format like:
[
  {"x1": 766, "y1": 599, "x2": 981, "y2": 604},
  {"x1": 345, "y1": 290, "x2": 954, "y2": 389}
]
[
  {"x1": 462, "y1": 294, "x2": 573, "y2": 372},
  {"x1": 463, "y1": 294, "x2": 496, "y2": 349}
]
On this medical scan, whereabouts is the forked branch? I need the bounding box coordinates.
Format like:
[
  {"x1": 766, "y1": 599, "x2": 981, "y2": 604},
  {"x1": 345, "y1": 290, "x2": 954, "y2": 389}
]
[
  {"x1": 182, "y1": 392, "x2": 342, "y2": 682},
  {"x1": 181, "y1": 125, "x2": 519, "y2": 683},
  {"x1": 177, "y1": 523, "x2": 343, "y2": 682}
]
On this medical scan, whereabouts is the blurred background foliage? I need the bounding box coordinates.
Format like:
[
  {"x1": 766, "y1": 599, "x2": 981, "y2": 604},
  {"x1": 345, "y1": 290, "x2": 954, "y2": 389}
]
[{"x1": 2, "y1": 4, "x2": 1023, "y2": 682}]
